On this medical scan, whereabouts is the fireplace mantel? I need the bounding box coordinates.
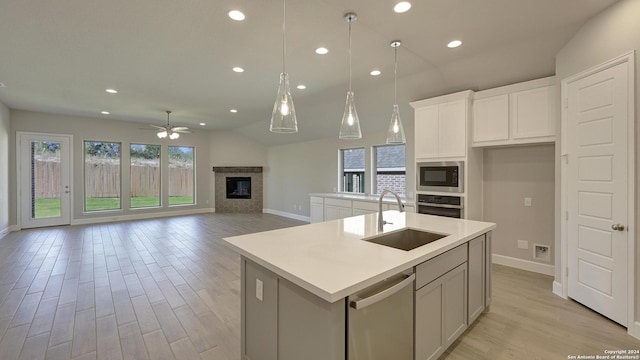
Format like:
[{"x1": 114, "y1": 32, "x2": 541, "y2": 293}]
[{"x1": 212, "y1": 166, "x2": 262, "y2": 173}]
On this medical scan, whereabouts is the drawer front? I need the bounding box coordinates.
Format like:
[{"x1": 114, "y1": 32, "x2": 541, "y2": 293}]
[
  {"x1": 325, "y1": 198, "x2": 352, "y2": 208},
  {"x1": 352, "y1": 201, "x2": 378, "y2": 212},
  {"x1": 310, "y1": 196, "x2": 324, "y2": 205},
  {"x1": 415, "y1": 244, "x2": 467, "y2": 289}
]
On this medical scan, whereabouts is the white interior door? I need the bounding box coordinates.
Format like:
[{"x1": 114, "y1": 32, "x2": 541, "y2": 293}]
[
  {"x1": 18, "y1": 133, "x2": 72, "y2": 228},
  {"x1": 566, "y1": 61, "x2": 629, "y2": 325}
]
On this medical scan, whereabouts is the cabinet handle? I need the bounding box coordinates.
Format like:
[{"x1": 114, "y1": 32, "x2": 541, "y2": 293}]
[{"x1": 350, "y1": 273, "x2": 415, "y2": 310}]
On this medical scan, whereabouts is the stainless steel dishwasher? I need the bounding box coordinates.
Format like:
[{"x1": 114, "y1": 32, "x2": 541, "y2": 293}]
[{"x1": 348, "y1": 270, "x2": 415, "y2": 360}]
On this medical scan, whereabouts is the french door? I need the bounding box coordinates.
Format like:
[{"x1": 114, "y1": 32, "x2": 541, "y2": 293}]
[{"x1": 18, "y1": 132, "x2": 72, "y2": 228}]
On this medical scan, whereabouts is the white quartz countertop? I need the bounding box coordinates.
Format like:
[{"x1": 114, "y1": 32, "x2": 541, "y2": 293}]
[
  {"x1": 222, "y1": 211, "x2": 495, "y2": 303},
  {"x1": 309, "y1": 192, "x2": 414, "y2": 205}
]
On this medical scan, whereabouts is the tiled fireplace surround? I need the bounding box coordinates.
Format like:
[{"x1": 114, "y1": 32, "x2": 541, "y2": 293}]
[{"x1": 213, "y1": 166, "x2": 263, "y2": 213}]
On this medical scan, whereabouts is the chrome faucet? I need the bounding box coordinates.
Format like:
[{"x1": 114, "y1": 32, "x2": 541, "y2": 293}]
[{"x1": 378, "y1": 190, "x2": 405, "y2": 231}]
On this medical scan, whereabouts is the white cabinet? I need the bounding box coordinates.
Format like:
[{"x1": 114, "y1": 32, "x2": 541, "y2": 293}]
[
  {"x1": 412, "y1": 91, "x2": 472, "y2": 160},
  {"x1": 324, "y1": 198, "x2": 352, "y2": 221},
  {"x1": 510, "y1": 86, "x2": 555, "y2": 141},
  {"x1": 473, "y1": 94, "x2": 509, "y2": 143},
  {"x1": 352, "y1": 201, "x2": 387, "y2": 216},
  {"x1": 472, "y1": 77, "x2": 556, "y2": 147},
  {"x1": 310, "y1": 196, "x2": 324, "y2": 223}
]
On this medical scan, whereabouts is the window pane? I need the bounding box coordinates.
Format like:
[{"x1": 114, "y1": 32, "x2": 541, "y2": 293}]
[
  {"x1": 31, "y1": 141, "x2": 61, "y2": 218},
  {"x1": 168, "y1": 146, "x2": 195, "y2": 205},
  {"x1": 130, "y1": 144, "x2": 161, "y2": 208},
  {"x1": 375, "y1": 144, "x2": 406, "y2": 196},
  {"x1": 341, "y1": 148, "x2": 365, "y2": 193},
  {"x1": 85, "y1": 141, "x2": 121, "y2": 211}
]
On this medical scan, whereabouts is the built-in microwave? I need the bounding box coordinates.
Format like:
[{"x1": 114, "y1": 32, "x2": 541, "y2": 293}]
[{"x1": 417, "y1": 161, "x2": 464, "y2": 193}]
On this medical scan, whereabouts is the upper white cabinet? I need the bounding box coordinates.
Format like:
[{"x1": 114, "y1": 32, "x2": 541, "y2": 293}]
[
  {"x1": 472, "y1": 77, "x2": 556, "y2": 147},
  {"x1": 412, "y1": 91, "x2": 472, "y2": 160}
]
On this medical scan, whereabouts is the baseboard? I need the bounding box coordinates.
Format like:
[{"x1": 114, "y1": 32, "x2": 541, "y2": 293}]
[
  {"x1": 263, "y1": 208, "x2": 310, "y2": 223},
  {"x1": 552, "y1": 280, "x2": 566, "y2": 299},
  {"x1": 629, "y1": 321, "x2": 640, "y2": 340},
  {"x1": 0, "y1": 226, "x2": 9, "y2": 240},
  {"x1": 71, "y1": 207, "x2": 216, "y2": 226},
  {"x1": 492, "y1": 254, "x2": 555, "y2": 276}
]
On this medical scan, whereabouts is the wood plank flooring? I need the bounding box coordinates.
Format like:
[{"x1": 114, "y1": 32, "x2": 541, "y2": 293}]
[{"x1": 0, "y1": 213, "x2": 637, "y2": 359}]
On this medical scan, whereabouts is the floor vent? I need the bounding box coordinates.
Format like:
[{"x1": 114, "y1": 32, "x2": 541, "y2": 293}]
[{"x1": 533, "y1": 244, "x2": 550, "y2": 262}]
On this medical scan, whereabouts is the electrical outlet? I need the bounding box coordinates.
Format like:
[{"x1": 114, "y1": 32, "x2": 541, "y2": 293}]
[
  {"x1": 534, "y1": 244, "x2": 551, "y2": 262},
  {"x1": 517, "y1": 240, "x2": 529, "y2": 249},
  {"x1": 256, "y1": 279, "x2": 263, "y2": 301},
  {"x1": 524, "y1": 197, "x2": 532, "y2": 207}
]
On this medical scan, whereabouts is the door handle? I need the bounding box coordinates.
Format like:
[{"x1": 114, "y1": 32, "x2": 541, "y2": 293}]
[
  {"x1": 350, "y1": 273, "x2": 415, "y2": 310},
  {"x1": 611, "y1": 224, "x2": 625, "y2": 231}
]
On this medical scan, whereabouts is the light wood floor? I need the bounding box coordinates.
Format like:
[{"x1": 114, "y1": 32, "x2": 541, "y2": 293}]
[{"x1": 0, "y1": 214, "x2": 637, "y2": 359}]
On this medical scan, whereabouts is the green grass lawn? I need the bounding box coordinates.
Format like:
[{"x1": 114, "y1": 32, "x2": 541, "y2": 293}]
[
  {"x1": 34, "y1": 196, "x2": 195, "y2": 216},
  {"x1": 34, "y1": 198, "x2": 61, "y2": 218}
]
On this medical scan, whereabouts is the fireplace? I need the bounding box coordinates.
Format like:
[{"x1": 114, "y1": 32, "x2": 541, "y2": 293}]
[
  {"x1": 213, "y1": 166, "x2": 262, "y2": 213},
  {"x1": 226, "y1": 177, "x2": 251, "y2": 199}
]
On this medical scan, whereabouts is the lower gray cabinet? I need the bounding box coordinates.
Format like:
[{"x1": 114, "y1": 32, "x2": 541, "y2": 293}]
[
  {"x1": 415, "y1": 263, "x2": 468, "y2": 360},
  {"x1": 468, "y1": 234, "x2": 486, "y2": 323}
]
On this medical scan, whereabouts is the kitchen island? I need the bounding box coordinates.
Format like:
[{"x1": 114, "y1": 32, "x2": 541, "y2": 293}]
[{"x1": 223, "y1": 211, "x2": 496, "y2": 360}]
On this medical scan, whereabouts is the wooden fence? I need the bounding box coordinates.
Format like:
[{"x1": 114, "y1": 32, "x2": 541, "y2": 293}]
[{"x1": 35, "y1": 160, "x2": 193, "y2": 198}]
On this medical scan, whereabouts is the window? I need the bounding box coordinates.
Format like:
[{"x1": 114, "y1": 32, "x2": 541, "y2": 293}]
[
  {"x1": 341, "y1": 148, "x2": 365, "y2": 193},
  {"x1": 130, "y1": 144, "x2": 161, "y2": 208},
  {"x1": 374, "y1": 144, "x2": 406, "y2": 196},
  {"x1": 84, "y1": 141, "x2": 121, "y2": 211},
  {"x1": 168, "y1": 146, "x2": 195, "y2": 205}
]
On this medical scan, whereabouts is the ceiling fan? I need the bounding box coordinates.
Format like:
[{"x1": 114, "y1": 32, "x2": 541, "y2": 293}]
[{"x1": 149, "y1": 110, "x2": 191, "y2": 139}]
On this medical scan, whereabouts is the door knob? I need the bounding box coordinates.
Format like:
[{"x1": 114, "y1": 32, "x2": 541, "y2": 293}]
[{"x1": 611, "y1": 224, "x2": 625, "y2": 231}]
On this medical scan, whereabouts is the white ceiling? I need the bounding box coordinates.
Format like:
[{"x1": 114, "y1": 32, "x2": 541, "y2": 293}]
[{"x1": 0, "y1": 0, "x2": 617, "y2": 146}]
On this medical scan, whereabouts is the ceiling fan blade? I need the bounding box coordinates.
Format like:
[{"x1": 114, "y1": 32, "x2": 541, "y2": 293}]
[
  {"x1": 148, "y1": 124, "x2": 166, "y2": 130},
  {"x1": 171, "y1": 126, "x2": 189, "y2": 132},
  {"x1": 174, "y1": 129, "x2": 192, "y2": 133}
]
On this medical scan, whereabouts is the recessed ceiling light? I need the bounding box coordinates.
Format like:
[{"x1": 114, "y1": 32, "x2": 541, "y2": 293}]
[
  {"x1": 447, "y1": 40, "x2": 462, "y2": 48},
  {"x1": 297, "y1": 85, "x2": 306, "y2": 90},
  {"x1": 370, "y1": 70, "x2": 381, "y2": 76},
  {"x1": 315, "y1": 47, "x2": 329, "y2": 55},
  {"x1": 232, "y1": 67, "x2": 244, "y2": 73},
  {"x1": 101, "y1": 111, "x2": 110, "y2": 115},
  {"x1": 230, "y1": 109, "x2": 238, "y2": 113},
  {"x1": 199, "y1": 122, "x2": 206, "y2": 126},
  {"x1": 105, "y1": 88, "x2": 118, "y2": 94},
  {"x1": 394, "y1": 2, "x2": 412, "y2": 13},
  {"x1": 228, "y1": 10, "x2": 245, "y2": 21}
]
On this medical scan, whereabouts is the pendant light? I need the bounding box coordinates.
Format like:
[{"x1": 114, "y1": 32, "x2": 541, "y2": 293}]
[
  {"x1": 386, "y1": 40, "x2": 406, "y2": 144},
  {"x1": 339, "y1": 13, "x2": 362, "y2": 140},
  {"x1": 270, "y1": 0, "x2": 298, "y2": 133}
]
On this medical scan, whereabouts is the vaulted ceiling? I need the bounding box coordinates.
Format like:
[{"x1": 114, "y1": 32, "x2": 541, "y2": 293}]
[{"x1": 0, "y1": 0, "x2": 618, "y2": 146}]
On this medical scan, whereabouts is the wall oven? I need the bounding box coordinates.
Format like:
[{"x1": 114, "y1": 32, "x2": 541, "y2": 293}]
[
  {"x1": 417, "y1": 194, "x2": 463, "y2": 218},
  {"x1": 417, "y1": 161, "x2": 463, "y2": 193}
]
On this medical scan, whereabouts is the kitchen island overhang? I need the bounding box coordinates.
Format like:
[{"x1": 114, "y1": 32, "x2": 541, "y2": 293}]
[{"x1": 223, "y1": 210, "x2": 496, "y2": 303}]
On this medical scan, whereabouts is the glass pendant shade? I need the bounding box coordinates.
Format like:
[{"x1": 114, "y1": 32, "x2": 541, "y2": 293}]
[
  {"x1": 270, "y1": 72, "x2": 298, "y2": 133},
  {"x1": 157, "y1": 130, "x2": 168, "y2": 139},
  {"x1": 169, "y1": 132, "x2": 180, "y2": 140},
  {"x1": 339, "y1": 90, "x2": 362, "y2": 139},
  {"x1": 386, "y1": 104, "x2": 406, "y2": 144}
]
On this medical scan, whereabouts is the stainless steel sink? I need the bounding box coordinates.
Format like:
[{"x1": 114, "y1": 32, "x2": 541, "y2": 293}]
[{"x1": 366, "y1": 229, "x2": 448, "y2": 251}]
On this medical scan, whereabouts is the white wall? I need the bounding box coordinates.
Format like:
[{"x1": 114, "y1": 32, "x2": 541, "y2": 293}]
[
  {"x1": 9, "y1": 110, "x2": 214, "y2": 226},
  {"x1": 0, "y1": 102, "x2": 9, "y2": 237},
  {"x1": 555, "y1": 0, "x2": 640, "y2": 324},
  {"x1": 483, "y1": 145, "x2": 555, "y2": 271},
  {"x1": 265, "y1": 126, "x2": 415, "y2": 217}
]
